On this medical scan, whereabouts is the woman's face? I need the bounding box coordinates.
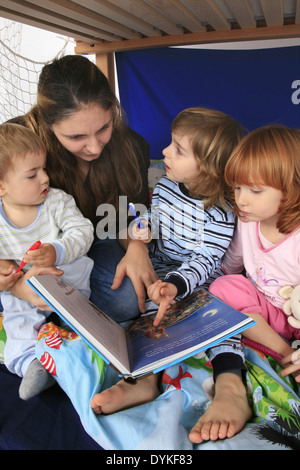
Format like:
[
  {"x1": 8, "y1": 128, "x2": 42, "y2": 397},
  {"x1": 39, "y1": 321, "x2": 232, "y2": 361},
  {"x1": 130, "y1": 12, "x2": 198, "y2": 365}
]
[{"x1": 52, "y1": 103, "x2": 113, "y2": 166}]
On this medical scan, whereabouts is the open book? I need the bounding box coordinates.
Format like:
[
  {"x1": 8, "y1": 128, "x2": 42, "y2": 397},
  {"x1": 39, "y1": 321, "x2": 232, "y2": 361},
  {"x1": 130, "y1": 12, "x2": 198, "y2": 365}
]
[{"x1": 27, "y1": 274, "x2": 255, "y2": 378}]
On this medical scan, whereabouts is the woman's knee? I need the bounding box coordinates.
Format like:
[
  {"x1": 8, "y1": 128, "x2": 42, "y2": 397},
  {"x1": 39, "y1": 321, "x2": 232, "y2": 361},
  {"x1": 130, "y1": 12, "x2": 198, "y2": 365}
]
[{"x1": 88, "y1": 240, "x2": 140, "y2": 322}]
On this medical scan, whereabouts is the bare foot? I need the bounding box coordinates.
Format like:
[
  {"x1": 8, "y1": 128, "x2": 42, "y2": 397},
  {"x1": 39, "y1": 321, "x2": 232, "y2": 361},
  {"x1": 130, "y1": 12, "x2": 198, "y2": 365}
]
[
  {"x1": 91, "y1": 373, "x2": 160, "y2": 414},
  {"x1": 189, "y1": 373, "x2": 252, "y2": 443}
]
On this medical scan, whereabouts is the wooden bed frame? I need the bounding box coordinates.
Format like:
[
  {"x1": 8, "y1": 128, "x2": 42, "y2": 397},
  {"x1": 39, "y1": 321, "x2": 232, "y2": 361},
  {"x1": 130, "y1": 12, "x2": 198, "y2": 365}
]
[{"x1": 0, "y1": 0, "x2": 299, "y2": 91}]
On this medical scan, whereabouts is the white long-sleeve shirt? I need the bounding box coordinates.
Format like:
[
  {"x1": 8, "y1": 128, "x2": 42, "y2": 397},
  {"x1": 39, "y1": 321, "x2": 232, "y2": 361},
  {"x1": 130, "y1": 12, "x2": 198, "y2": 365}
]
[
  {"x1": 0, "y1": 187, "x2": 94, "y2": 269},
  {"x1": 147, "y1": 176, "x2": 235, "y2": 298}
]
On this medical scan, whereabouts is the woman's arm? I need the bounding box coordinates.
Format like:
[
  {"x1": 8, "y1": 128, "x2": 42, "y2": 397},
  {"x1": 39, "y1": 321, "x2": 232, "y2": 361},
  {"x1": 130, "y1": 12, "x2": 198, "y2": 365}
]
[{"x1": 10, "y1": 264, "x2": 63, "y2": 310}]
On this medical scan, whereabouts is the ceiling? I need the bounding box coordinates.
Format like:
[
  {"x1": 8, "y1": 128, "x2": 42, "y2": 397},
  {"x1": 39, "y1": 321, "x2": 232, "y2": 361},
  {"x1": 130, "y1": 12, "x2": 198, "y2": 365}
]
[{"x1": 0, "y1": 0, "x2": 300, "y2": 55}]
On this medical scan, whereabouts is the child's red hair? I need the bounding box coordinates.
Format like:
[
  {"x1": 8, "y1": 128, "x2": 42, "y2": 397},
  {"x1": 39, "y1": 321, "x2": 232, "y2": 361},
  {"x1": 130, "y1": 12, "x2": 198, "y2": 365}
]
[{"x1": 225, "y1": 125, "x2": 300, "y2": 234}]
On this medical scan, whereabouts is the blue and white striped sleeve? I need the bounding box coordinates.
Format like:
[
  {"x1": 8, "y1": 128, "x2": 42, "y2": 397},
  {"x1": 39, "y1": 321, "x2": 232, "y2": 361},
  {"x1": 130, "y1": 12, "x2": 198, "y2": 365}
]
[{"x1": 165, "y1": 206, "x2": 235, "y2": 298}]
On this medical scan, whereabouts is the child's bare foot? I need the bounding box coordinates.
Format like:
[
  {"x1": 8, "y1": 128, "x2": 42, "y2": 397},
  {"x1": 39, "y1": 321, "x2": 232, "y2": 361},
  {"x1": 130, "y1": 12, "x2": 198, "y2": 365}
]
[
  {"x1": 91, "y1": 373, "x2": 160, "y2": 414},
  {"x1": 189, "y1": 373, "x2": 252, "y2": 443}
]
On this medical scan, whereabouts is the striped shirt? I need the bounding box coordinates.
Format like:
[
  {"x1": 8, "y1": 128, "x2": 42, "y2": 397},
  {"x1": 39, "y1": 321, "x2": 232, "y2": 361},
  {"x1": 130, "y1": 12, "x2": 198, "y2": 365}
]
[
  {"x1": 0, "y1": 188, "x2": 94, "y2": 269},
  {"x1": 147, "y1": 176, "x2": 235, "y2": 298}
]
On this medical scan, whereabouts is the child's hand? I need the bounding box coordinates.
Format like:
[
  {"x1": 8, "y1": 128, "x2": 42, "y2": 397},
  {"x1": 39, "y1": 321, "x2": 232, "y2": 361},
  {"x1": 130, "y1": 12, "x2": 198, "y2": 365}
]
[
  {"x1": 23, "y1": 243, "x2": 57, "y2": 267},
  {"x1": 131, "y1": 221, "x2": 152, "y2": 244},
  {"x1": 280, "y1": 349, "x2": 300, "y2": 382},
  {"x1": 0, "y1": 265, "x2": 23, "y2": 291},
  {"x1": 147, "y1": 280, "x2": 177, "y2": 326}
]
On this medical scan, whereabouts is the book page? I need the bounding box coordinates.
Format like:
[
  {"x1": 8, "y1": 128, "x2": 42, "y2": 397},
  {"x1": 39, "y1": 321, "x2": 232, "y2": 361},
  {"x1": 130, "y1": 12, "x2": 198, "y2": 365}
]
[{"x1": 125, "y1": 290, "x2": 251, "y2": 374}]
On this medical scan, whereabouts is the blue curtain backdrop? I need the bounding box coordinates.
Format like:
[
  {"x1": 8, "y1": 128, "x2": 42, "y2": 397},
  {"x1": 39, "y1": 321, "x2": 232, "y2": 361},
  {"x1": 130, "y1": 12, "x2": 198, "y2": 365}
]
[{"x1": 116, "y1": 46, "x2": 300, "y2": 159}]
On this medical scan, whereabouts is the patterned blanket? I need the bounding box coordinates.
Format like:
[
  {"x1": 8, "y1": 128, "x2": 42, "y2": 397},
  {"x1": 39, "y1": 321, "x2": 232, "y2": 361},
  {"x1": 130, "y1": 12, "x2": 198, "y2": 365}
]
[{"x1": 36, "y1": 322, "x2": 300, "y2": 450}]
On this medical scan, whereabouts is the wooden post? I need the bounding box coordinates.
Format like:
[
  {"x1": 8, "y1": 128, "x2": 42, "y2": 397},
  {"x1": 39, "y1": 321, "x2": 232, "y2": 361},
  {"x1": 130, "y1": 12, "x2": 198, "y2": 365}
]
[{"x1": 95, "y1": 52, "x2": 115, "y2": 93}]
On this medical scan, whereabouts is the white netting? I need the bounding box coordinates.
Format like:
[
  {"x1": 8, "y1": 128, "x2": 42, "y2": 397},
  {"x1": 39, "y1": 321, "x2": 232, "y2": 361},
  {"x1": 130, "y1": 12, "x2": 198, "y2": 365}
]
[{"x1": 0, "y1": 20, "x2": 71, "y2": 123}]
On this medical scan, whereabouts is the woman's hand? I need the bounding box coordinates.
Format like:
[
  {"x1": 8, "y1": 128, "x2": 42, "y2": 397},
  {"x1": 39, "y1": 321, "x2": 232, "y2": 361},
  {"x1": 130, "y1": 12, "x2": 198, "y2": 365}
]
[
  {"x1": 147, "y1": 280, "x2": 177, "y2": 326},
  {"x1": 10, "y1": 264, "x2": 64, "y2": 310},
  {"x1": 111, "y1": 240, "x2": 158, "y2": 313},
  {"x1": 0, "y1": 264, "x2": 23, "y2": 291}
]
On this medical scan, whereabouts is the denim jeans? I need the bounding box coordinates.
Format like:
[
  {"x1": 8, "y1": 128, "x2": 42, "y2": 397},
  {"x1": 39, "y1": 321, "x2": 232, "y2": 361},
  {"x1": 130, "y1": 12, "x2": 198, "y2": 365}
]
[{"x1": 88, "y1": 239, "x2": 140, "y2": 323}]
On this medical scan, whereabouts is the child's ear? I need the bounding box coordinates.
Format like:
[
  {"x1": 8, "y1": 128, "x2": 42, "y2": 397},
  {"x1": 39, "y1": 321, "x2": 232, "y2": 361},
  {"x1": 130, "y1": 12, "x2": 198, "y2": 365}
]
[{"x1": 0, "y1": 180, "x2": 7, "y2": 197}]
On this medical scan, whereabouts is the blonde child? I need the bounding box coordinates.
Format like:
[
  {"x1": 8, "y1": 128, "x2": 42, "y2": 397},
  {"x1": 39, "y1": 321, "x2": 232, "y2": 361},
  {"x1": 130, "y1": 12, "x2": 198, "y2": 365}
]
[
  {"x1": 0, "y1": 123, "x2": 94, "y2": 400},
  {"x1": 132, "y1": 107, "x2": 241, "y2": 324},
  {"x1": 91, "y1": 107, "x2": 253, "y2": 442}
]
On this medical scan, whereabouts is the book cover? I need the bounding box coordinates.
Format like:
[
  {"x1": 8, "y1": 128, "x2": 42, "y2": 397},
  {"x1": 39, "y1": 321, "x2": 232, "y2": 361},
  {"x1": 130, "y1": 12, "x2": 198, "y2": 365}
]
[{"x1": 27, "y1": 275, "x2": 254, "y2": 377}]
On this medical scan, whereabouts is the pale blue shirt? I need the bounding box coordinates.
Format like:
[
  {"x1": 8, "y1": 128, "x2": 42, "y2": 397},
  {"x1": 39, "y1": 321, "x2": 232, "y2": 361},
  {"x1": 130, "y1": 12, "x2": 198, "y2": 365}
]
[{"x1": 0, "y1": 187, "x2": 94, "y2": 269}]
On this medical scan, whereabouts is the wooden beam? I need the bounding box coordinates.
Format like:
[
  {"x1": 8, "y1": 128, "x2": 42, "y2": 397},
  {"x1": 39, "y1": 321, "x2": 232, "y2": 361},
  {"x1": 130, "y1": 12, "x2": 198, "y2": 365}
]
[
  {"x1": 75, "y1": 23, "x2": 300, "y2": 54},
  {"x1": 95, "y1": 52, "x2": 115, "y2": 93}
]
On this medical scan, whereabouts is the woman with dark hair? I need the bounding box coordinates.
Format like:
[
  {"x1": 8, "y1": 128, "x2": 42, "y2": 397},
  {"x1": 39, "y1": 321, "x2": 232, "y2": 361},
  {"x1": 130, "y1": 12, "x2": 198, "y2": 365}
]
[{"x1": 6, "y1": 54, "x2": 157, "y2": 321}]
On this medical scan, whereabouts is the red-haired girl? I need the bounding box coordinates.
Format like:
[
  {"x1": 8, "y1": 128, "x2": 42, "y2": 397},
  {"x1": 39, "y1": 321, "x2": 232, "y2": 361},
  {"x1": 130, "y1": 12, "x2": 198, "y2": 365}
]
[
  {"x1": 211, "y1": 125, "x2": 300, "y2": 357},
  {"x1": 189, "y1": 125, "x2": 300, "y2": 443}
]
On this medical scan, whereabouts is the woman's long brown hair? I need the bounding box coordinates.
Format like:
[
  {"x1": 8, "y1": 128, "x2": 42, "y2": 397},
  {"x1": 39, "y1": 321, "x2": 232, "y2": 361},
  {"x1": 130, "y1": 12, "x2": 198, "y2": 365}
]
[{"x1": 15, "y1": 55, "x2": 143, "y2": 228}]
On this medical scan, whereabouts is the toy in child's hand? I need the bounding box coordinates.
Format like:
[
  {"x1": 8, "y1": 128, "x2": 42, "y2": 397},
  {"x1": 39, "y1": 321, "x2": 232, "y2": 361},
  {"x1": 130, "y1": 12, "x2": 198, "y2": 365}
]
[
  {"x1": 128, "y1": 202, "x2": 145, "y2": 229},
  {"x1": 279, "y1": 284, "x2": 300, "y2": 329},
  {"x1": 16, "y1": 241, "x2": 41, "y2": 273}
]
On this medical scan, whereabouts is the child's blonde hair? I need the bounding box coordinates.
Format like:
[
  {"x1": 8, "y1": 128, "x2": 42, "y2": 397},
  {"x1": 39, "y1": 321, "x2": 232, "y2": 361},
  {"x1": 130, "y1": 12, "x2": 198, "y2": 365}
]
[
  {"x1": 225, "y1": 125, "x2": 300, "y2": 234},
  {"x1": 0, "y1": 123, "x2": 45, "y2": 179},
  {"x1": 171, "y1": 107, "x2": 243, "y2": 209}
]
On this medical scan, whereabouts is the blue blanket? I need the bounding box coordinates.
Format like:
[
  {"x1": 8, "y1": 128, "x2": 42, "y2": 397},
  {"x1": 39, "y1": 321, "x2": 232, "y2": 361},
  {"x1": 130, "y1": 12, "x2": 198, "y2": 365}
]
[{"x1": 36, "y1": 322, "x2": 300, "y2": 450}]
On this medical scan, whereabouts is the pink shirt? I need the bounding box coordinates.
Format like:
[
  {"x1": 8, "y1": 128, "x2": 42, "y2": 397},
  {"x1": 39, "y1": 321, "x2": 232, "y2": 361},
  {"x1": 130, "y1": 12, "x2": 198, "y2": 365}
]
[{"x1": 222, "y1": 220, "x2": 300, "y2": 310}]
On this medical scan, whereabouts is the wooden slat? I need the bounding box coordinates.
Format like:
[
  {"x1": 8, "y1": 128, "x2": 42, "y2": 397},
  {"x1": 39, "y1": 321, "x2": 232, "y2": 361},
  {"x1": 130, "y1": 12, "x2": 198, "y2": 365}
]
[
  {"x1": 260, "y1": 0, "x2": 284, "y2": 26},
  {"x1": 146, "y1": 0, "x2": 206, "y2": 32},
  {"x1": 296, "y1": 0, "x2": 300, "y2": 24},
  {"x1": 184, "y1": 0, "x2": 230, "y2": 30},
  {"x1": 225, "y1": 0, "x2": 256, "y2": 28},
  {"x1": 72, "y1": 0, "x2": 162, "y2": 37},
  {"x1": 24, "y1": 0, "x2": 142, "y2": 39},
  {"x1": 75, "y1": 23, "x2": 300, "y2": 54},
  {"x1": 107, "y1": 0, "x2": 184, "y2": 35},
  {"x1": 0, "y1": 0, "x2": 298, "y2": 49},
  {"x1": 0, "y1": 7, "x2": 87, "y2": 43},
  {"x1": 0, "y1": 0, "x2": 123, "y2": 42}
]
